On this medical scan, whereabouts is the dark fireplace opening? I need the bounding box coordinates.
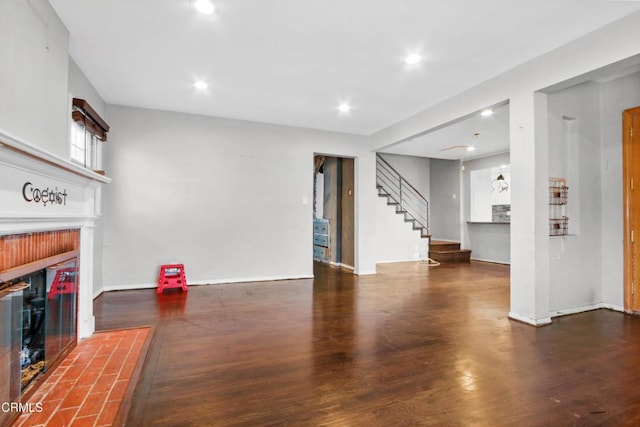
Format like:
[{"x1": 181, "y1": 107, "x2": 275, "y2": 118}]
[
  {"x1": 21, "y1": 261, "x2": 76, "y2": 390},
  {"x1": 3, "y1": 258, "x2": 78, "y2": 393},
  {"x1": 20, "y1": 269, "x2": 47, "y2": 390},
  {"x1": 1, "y1": 229, "x2": 80, "y2": 426}
]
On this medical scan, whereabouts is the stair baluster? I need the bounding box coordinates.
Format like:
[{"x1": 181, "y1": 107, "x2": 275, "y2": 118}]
[
  {"x1": 376, "y1": 153, "x2": 471, "y2": 263},
  {"x1": 376, "y1": 154, "x2": 430, "y2": 238}
]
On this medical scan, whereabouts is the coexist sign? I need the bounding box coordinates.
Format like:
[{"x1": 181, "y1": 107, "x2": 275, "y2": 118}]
[{"x1": 22, "y1": 182, "x2": 68, "y2": 206}]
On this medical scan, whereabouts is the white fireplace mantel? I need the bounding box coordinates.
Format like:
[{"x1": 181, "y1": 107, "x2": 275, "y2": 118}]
[{"x1": 0, "y1": 128, "x2": 111, "y2": 339}]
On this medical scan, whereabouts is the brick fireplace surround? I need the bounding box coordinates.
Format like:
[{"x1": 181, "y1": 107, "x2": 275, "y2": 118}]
[{"x1": 0, "y1": 129, "x2": 110, "y2": 423}]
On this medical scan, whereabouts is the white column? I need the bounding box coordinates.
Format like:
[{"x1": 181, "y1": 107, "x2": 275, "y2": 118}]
[
  {"x1": 77, "y1": 224, "x2": 96, "y2": 339},
  {"x1": 459, "y1": 160, "x2": 469, "y2": 251},
  {"x1": 509, "y1": 91, "x2": 551, "y2": 325},
  {"x1": 354, "y1": 152, "x2": 378, "y2": 275}
]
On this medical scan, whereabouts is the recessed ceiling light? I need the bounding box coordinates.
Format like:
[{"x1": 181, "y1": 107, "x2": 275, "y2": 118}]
[
  {"x1": 193, "y1": 0, "x2": 215, "y2": 15},
  {"x1": 337, "y1": 103, "x2": 351, "y2": 113},
  {"x1": 466, "y1": 146, "x2": 476, "y2": 152},
  {"x1": 481, "y1": 109, "x2": 494, "y2": 117},
  {"x1": 194, "y1": 81, "x2": 208, "y2": 90},
  {"x1": 404, "y1": 54, "x2": 422, "y2": 65}
]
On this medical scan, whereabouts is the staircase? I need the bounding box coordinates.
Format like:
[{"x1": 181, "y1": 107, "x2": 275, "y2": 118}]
[
  {"x1": 376, "y1": 154, "x2": 471, "y2": 264},
  {"x1": 376, "y1": 154, "x2": 430, "y2": 239},
  {"x1": 429, "y1": 240, "x2": 471, "y2": 263}
]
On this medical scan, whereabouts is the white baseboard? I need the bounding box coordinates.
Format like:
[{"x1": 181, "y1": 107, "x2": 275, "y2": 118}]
[
  {"x1": 315, "y1": 259, "x2": 375, "y2": 275},
  {"x1": 508, "y1": 312, "x2": 552, "y2": 326},
  {"x1": 376, "y1": 258, "x2": 426, "y2": 264},
  {"x1": 510, "y1": 303, "x2": 627, "y2": 326},
  {"x1": 100, "y1": 274, "x2": 315, "y2": 294},
  {"x1": 101, "y1": 282, "x2": 158, "y2": 293},
  {"x1": 600, "y1": 303, "x2": 624, "y2": 312},
  {"x1": 329, "y1": 261, "x2": 355, "y2": 270},
  {"x1": 549, "y1": 303, "x2": 601, "y2": 318},
  {"x1": 93, "y1": 288, "x2": 105, "y2": 300},
  {"x1": 550, "y1": 302, "x2": 625, "y2": 318},
  {"x1": 470, "y1": 257, "x2": 510, "y2": 265},
  {"x1": 354, "y1": 269, "x2": 377, "y2": 276},
  {"x1": 189, "y1": 274, "x2": 315, "y2": 285}
]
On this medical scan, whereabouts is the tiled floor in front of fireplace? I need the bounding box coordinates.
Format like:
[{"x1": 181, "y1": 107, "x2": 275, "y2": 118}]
[{"x1": 13, "y1": 327, "x2": 151, "y2": 427}]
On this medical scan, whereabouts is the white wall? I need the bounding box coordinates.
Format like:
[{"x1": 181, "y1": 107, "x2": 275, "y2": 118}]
[
  {"x1": 546, "y1": 82, "x2": 603, "y2": 313},
  {"x1": 375, "y1": 153, "x2": 430, "y2": 263},
  {"x1": 462, "y1": 153, "x2": 511, "y2": 264},
  {"x1": 0, "y1": 0, "x2": 111, "y2": 336},
  {"x1": 68, "y1": 58, "x2": 107, "y2": 119},
  {"x1": 430, "y1": 159, "x2": 461, "y2": 241},
  {"x1": 375, "y1": 197, "x2": 427, "y2": 263},
  {"x1": 371, "y1": 10, "x2": 640, "y2": 325},
  {"x1": 378, "y1": 153, "x2": 430, "y2": 200},
  {"x1": 102, "y1": 106, "x2": 377, "y2": 290},
  {"x1": 600, "y1": 71, "x2": 640, "y2": 308},
  {"x1": 67, "y1": 57, "x2": 109, "y2": 298},
  {"x1": 0, "y1": 0, "x2": 69, "y2": 157}
]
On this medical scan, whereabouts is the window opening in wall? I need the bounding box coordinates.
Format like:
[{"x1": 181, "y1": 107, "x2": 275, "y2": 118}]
[
  {"x1": 470, "y1": 165, "x2": 511, "y2": 223},
  {"x1": 70, "y1": 98, "x2": 109, "y2": 174}
]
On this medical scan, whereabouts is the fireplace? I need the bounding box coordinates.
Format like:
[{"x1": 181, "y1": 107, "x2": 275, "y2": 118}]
[
  {"x1": 3, "y1": 257, "x2": 78, "y2": 384},
  {"x1": 0, "y1": 129, "x2": 110, "y2": 423},
  {"x1": 0, "y1": 230, "x2": 80, "y2": 425}
]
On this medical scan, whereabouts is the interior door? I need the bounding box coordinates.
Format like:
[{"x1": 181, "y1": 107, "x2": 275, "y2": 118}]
[{"x1": 623, "y1": 106, "x2": 640, "y2": 312}]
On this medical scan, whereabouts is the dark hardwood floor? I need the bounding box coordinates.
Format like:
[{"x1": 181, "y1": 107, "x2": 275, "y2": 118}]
[{"x1": 94, "y1": 261, "x2": 640, "y2": 426}]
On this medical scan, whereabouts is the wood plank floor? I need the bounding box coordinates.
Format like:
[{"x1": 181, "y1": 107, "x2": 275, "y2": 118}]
[{"x1": 94, "y1": 261, "x2": 640, "y2": 426}]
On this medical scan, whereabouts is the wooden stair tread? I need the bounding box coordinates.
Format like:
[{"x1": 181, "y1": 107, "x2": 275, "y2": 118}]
[
  {"x1": 430, "y1": 249, "x2": 471, "y2": 254},
  {"x1": 428, "y1": 240, "x2": 471, "y2": 263},
  {"x1": 430, "y1": 240, "x2": 459, "y2": 246},
  {"x1": 429, "y1": 241, "x2": 462, "y2": 251}
]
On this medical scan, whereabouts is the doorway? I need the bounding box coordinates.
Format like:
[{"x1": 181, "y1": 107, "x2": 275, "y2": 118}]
[
  {"x1": 623, "y1": 106, "x2": 640, "y2": 312},
  {"x1": 313, "y1": 155, "x2": 355, "y2": 271}
]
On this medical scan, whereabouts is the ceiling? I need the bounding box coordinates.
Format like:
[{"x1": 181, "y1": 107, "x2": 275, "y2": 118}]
[
  {"x1": 51, "y1": 1, "x2": 640, "y2": 139},
  {"x1": 381, "y1": 103, "x2": 510, "y2": 161}
]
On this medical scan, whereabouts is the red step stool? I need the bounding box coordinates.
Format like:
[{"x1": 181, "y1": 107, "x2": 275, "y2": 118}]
[
  {"x1": 48, "y1": 267, "x2": 76, "y2": 299},
  {"x1": 157, "y1": 264, "x2": 188, "y2": 293}
]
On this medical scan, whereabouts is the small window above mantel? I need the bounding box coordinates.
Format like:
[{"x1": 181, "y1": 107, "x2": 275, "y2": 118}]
[{"x1": 70, "y1": 98, "x2": 110, "y2": 174}]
